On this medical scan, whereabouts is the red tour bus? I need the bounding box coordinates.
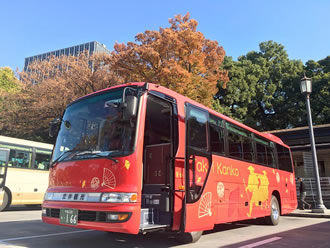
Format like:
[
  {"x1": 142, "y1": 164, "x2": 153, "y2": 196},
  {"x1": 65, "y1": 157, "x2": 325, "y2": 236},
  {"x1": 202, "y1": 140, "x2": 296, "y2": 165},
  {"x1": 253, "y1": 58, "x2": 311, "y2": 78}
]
[{"x1": 42, "y1": 82, "x2": 297, "y2": 243}]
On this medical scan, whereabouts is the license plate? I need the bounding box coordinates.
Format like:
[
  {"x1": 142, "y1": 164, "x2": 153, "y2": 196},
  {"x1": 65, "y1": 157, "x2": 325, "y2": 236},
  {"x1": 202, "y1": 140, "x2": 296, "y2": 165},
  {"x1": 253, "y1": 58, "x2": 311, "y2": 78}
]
[{"x1": 59, "y1": 208, "x2": 78, "y2": 226}]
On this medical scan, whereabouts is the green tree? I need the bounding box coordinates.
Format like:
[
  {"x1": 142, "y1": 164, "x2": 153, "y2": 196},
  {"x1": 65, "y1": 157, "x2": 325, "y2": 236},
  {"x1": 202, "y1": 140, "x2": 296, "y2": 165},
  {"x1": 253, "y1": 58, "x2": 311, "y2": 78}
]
[
  {"x1": 305, "y1": 56, "x2": 330, "y2": 124},
  {"x1": 0, "y1": 67, "x2": 20, "y2": 93},
  {"x1": 0, "y1": 67, "x2": 22, "y2": 137},
  {"x1": 215, "y1": 41, "x2": 304, "y2": 131}
]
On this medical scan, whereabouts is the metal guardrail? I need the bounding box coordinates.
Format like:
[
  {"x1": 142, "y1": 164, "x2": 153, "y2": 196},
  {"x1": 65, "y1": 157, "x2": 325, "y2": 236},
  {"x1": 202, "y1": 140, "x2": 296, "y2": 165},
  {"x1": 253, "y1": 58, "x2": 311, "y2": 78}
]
[{"x1": 296, "y1": 177, "x2": 330, "y2": 207}]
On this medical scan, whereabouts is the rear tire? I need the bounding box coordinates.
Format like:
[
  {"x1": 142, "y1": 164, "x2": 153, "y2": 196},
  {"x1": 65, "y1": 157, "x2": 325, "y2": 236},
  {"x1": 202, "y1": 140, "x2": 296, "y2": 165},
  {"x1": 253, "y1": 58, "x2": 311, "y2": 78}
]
[
  {"x1": 177, "y1": 231, "x2": 203, "y2": 243},
  {"x1": 0, "y1": 188, "x2": 11, "y2": 211},
  {"x1": 265, "y1": 195, "x2": 280, "y2": 225}
]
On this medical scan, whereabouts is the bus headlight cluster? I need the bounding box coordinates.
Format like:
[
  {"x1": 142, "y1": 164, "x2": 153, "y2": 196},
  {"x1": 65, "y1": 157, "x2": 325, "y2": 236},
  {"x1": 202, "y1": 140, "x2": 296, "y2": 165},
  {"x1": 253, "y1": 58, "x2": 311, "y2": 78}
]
[
  {"x1": 101, "y1": 193, "x2": 137, "y2": 203},
  {"x1": 44, "y1": 192, "x2": 54, "y2": 201}
]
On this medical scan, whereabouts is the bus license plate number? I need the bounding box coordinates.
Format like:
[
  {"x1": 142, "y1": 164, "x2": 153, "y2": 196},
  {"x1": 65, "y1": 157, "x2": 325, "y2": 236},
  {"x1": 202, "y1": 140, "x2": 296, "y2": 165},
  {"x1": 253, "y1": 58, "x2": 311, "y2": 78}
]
[{"x1": 59, "y1": 208, "x2": 78, "y2": 226}]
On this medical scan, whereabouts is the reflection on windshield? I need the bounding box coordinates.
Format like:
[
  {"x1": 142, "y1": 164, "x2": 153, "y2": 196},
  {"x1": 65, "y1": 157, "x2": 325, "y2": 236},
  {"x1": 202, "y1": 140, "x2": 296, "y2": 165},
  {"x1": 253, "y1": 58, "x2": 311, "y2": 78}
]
[{"x1": 52, "y1": 88, "x2": 138, "y2": 162}]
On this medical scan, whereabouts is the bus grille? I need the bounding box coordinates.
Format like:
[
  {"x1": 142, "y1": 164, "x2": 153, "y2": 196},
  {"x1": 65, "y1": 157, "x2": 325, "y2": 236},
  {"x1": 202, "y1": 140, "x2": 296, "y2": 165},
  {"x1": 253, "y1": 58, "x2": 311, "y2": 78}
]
[
  {"x1": 44, "y1": 208, "x2": 107, "y2": 222},
  {"x1": 47, "y1": 208, "x2": 60, "y2": 218}
]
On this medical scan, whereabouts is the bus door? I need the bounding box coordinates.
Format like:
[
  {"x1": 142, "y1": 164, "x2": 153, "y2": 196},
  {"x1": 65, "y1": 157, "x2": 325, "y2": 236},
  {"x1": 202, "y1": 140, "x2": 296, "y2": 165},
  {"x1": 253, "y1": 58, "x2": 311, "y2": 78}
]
[
  {"x1": 0, "y1": 148, "x2": 9, "y2": 189},
  {"x1": 141, "y1": 94, "x2": 177, "y2": 230},
  {"x1": 184, "y1": 105, "x2": 213, "y2": 232},
  {"x1": 0, "y1": 148, "x2": 9, "y2": 210}
]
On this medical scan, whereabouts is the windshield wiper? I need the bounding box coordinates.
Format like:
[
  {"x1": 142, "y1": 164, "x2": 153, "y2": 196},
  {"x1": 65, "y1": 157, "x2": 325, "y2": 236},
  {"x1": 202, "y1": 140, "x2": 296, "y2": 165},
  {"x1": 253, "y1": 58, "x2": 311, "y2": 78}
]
[
  {"x1": 73, "y1": 151, "x2": 118, "y2": 164},
  {"x1": 50, "y1": 149, "x2": 80, "y2": 168}
]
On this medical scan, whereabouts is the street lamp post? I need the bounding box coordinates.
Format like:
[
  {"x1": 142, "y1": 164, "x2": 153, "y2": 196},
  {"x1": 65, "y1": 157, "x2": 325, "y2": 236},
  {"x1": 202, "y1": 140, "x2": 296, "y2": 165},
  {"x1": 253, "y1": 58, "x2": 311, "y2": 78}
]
[{"x1": 300, "y1": 74, "x2": 326, "y2": 213}]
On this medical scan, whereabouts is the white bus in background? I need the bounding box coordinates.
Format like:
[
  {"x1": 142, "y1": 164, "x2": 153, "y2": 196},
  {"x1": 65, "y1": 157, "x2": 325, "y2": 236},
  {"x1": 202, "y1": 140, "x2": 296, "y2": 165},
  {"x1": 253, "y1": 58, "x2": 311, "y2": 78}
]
[{"x1": 0, "y1": 135, "x2": 53, "y2": 211}]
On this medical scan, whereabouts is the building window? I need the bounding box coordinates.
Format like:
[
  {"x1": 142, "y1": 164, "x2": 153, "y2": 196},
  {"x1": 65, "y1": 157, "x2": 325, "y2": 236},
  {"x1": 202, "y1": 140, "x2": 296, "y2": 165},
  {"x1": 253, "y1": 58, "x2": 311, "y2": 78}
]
[
  {"x1": 90, "y1": 42, "x2": 95, "y2": 53},
  {"x1": 85, "y1": 43, "x2": 90, "y2": 52},
  {"x1": 75, "y1": 46, "x2": 79, "y2": 55}
]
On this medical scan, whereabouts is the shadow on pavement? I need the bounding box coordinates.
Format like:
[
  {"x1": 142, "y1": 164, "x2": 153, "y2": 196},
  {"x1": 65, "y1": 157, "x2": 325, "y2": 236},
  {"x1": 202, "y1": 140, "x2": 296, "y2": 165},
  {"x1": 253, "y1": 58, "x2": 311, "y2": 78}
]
[
  {"x1": 0, "y1": 217, "x2": 299, "y2": 248},
  {"x1": 223, "y1": 220, "x2": 330, "y2": 248},
  {"x1": 4, "y1": 205, "x2": 41, "y2": 212}
]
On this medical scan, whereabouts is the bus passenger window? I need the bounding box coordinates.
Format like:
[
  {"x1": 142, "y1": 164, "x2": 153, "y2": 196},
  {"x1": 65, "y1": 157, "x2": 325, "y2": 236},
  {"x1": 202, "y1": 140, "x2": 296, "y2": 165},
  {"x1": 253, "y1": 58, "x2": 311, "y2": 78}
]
[
  {"x1": 187, "y1": 109, "x2": 207, "y2": 150},
  {"x1": 8, "y1": 150, "x2": 32, "y2": 168},
  {"x1": 277, "y1": 145, "x2": 293, "y2": 172},
  {"x1": 266, "y1": 146, "x2": 275, "y2": 168},
  {"x1": 242, "y1": 136, "x2": 253, "y2": 162},
  {"x1": 228, "y1": 131, "x2": 242, "y2": 159},
  {"x1": 8, "y1": 150, "x2": 15, "y2": 166},
  {"x1": 256, "y1": 143, "x2": 266, "y2": 165},
  {"x1": 255, "y1": 136, "x2": 275, "y2": 167},
  {"x1": 210, "y1": 115, "x2": 224, "y2": 155},
  {"x1": 34, "y1": 153, "x2": 51, "y2": 170}
]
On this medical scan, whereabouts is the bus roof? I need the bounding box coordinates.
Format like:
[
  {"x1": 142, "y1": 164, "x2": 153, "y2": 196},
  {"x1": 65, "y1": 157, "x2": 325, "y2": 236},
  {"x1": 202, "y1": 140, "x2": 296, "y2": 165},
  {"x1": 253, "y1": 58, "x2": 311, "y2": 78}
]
[
  {"x1": 0, "y1": 135, "x2": 53, "y2": 150},
  {"x1": 77, "y1": 82, "x2": 288, "y2": 148}
]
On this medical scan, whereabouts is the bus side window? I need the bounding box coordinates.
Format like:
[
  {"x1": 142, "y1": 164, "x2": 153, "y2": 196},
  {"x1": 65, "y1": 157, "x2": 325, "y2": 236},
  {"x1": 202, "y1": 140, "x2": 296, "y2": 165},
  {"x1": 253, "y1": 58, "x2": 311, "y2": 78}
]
[
  {"x1": 266, "y1": 145, "x2": 276, "y2": 168},
  {"x1": 277, "y1": 145, "x2": 293, "y2": 172},
  {"x1": 8, "y1": 150, "x2": 32, "y2": 168},
  {"x1": 186, "y1": 106, "x2": 209, "y2": 203},
  {"x1": 228, "y1": 131, "x2": 243, "y2": 159},
  {"x1": 256, "y1": 142, "x2": 266, "y2": 165},
  {"x1": 209, "y1": 114, "x2": 225, "y2": 155},
  {"x1": 34, "y1": 153, "x2": 51, "y2": 170},
  {"x1": 8, "y1": 150, "x2": 15, "y2": 167}
]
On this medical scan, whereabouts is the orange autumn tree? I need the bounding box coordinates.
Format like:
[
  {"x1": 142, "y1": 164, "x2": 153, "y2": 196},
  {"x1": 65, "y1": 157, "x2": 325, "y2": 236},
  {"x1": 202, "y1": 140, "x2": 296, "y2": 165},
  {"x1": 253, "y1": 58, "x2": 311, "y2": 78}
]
[{"x1": 110, "y1": 13, "x2": 228, "y2": 107}]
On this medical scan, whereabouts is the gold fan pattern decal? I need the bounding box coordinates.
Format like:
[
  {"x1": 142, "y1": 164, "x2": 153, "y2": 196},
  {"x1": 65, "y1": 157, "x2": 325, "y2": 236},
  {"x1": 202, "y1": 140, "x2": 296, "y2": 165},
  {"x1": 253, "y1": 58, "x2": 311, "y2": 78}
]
[
  {"x1": 198, "y1": 192, "x2": 212, "y2": 218},
  {"x1": 102, "y1": 168, "x2": 116, "y2": 189}
]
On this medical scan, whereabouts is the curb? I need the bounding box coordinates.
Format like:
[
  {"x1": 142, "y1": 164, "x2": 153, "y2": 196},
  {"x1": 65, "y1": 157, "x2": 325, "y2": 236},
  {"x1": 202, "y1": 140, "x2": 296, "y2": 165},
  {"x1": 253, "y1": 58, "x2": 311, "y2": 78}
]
[{"x1": 286, "y1": 212, "x2": 330, "y2": 219}]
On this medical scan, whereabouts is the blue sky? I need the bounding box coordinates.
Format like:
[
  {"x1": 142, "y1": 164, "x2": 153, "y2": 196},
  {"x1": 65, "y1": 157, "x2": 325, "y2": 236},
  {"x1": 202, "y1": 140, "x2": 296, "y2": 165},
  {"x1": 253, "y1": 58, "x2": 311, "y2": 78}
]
[{"x1": 1, "y1": 0, "x2": 329, "y2": 71}]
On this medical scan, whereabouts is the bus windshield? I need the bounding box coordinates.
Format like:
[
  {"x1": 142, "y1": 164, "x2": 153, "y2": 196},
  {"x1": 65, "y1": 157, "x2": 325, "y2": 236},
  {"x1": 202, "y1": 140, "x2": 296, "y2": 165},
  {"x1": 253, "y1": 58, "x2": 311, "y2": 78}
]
[{"x1": 52, "y1": 88, "x2": 138, "y2": 162}]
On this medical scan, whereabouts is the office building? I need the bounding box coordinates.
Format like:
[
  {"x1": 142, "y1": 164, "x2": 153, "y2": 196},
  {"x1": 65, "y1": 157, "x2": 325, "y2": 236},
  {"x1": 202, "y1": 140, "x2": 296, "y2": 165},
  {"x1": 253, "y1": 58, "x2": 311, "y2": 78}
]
[{"x1": 24, "y1": 41, "x2": 110, "y2": 71}]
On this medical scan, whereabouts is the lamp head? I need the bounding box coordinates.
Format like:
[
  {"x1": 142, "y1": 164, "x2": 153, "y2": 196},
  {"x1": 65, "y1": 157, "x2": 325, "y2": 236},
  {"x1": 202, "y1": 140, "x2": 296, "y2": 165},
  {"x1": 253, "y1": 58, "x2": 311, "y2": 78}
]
[{"x1": 300, "y1": 74, "x2": 312, "y2": 95}]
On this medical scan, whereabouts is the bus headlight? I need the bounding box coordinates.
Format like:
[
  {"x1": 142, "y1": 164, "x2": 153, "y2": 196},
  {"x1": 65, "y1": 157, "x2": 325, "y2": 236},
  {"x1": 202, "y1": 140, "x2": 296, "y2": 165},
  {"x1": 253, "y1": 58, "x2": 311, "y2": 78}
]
[
  {"x1": 101, "y1": 193, "x2": 137, "y2": 203},
  {"x1": 44, "y1": 192, "x2": 54, "y2": 201}
]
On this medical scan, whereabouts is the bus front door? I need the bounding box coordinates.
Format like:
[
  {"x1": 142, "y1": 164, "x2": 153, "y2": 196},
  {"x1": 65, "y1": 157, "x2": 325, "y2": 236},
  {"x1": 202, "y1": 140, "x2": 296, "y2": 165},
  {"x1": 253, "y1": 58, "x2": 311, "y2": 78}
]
[
  {"x1": 0, "y1": 148, "x2": 9, "y2": 189},
  {"x1": 141, "y1": 94, "x2": 176, "y2": 231},
  {"x1": 0, "y1": 148, "x2": 10, "y2": 211}
]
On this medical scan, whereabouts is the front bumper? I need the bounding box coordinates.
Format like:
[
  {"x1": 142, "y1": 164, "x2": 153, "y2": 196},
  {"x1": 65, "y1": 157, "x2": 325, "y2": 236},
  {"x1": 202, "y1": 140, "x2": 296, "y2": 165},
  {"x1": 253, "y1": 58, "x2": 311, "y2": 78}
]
[{"x1": 42, "y1": 200, "x2": 140, "y2": 234}]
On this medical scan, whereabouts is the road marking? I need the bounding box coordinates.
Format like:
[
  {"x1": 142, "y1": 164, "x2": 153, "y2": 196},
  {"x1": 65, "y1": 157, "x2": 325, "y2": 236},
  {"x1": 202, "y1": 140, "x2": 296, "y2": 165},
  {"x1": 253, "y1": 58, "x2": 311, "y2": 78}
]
[
  {"x1": 0, "y1": 230, "x2": 93, "y2": 242},
  {"x1": 238, "y1": 237, "x2": 282, "y2": 248}
]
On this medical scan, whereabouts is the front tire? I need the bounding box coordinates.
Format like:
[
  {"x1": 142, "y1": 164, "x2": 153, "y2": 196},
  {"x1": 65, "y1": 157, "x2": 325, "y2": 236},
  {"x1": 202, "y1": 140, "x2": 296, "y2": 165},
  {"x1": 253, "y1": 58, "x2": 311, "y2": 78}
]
[
  {"x1": 177, "y1": 231, "x2": 203, "y2": 243},
  {"x1": 0, "y1": 188, "x2": 11, "y2": 211},
  {"x1": 265, "y1": 195, "x2": 280, "y2": 225}
]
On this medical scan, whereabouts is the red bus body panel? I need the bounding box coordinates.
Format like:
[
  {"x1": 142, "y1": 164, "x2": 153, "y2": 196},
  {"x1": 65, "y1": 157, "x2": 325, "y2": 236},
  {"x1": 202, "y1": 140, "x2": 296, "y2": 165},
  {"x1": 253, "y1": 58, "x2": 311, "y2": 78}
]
[
  {"x1": 42, "y1": 82, "x2": 297, "y2": 234},
  {"x1": 183, "y1": 155, "x2": 297, "y2": 232}
]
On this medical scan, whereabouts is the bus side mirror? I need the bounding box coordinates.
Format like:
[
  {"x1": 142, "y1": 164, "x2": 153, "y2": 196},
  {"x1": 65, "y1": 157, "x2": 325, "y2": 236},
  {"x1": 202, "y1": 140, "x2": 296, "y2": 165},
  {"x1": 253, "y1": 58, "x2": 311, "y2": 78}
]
[
  {"x1": 49, "y1": 118, "x2": 61, "y2": 137},
  {"x1": 122, "y1": 96, "x2": 138, "y2": 120}
]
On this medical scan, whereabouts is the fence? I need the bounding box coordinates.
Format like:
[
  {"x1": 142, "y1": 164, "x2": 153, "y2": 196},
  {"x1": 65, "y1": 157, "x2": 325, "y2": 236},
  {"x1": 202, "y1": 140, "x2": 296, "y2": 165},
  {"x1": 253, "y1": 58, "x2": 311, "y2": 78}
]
[{"x1": 296, "y1": 177, "x2": 330, "y2": 208}]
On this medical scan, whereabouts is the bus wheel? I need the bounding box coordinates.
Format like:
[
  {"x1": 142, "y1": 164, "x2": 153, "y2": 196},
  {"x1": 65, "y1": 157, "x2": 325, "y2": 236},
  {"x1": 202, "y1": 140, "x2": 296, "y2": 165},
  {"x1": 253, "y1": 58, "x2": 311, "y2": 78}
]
[
  {"x1": 0, "y1": 188, "x2": 11, "y2": 211},
  {"x1": 177, "y1": 231, "x2": 203, "y2": 243},
  {"x1": 265, "y1": 195, "x2": 280, "y2": 225}
]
